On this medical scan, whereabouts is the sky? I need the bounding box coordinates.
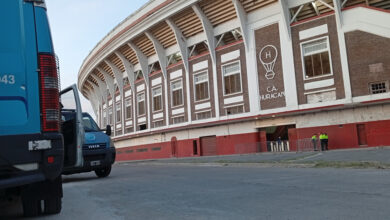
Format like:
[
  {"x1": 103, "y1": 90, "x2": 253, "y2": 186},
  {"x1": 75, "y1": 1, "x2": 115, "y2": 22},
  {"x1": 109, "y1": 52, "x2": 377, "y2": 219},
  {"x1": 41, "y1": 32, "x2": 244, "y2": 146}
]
[{"x1": 46, "y1": 0, "x2": 149, "y2": 119}]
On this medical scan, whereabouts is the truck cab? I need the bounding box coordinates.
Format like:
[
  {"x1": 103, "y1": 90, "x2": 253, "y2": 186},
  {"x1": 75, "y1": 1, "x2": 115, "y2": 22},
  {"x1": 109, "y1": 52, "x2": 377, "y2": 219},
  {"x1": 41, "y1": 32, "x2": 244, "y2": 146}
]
[
  {"x1": 61, "y1": 100, "x2": 116, "y2": 177},
  {"x1": 0, "y1": 0, "x2": 66, "y2": 216}
]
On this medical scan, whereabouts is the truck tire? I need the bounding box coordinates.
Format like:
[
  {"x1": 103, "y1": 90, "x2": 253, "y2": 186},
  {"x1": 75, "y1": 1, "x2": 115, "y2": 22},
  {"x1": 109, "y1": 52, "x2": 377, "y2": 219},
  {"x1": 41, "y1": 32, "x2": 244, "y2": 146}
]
[
  {"x1": 22, "y1": 199, "x2": 41, "y2": 217},
  {"x1": 94, "y1": 165, "x2": 112, "y2": 178},
  {"x1": 44, "y1": 196, "x2": 62, "y2": 214}
]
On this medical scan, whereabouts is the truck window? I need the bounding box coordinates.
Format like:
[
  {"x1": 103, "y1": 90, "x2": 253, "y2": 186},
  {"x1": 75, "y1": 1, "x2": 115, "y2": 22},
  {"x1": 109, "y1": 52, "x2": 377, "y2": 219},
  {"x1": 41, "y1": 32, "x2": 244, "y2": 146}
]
[
  {"x1": 82, "y1": 114, "x2": 100, "y2": 132},
  {"x1": 61, "y1": 88, "x2": 77, "y2": 110}
]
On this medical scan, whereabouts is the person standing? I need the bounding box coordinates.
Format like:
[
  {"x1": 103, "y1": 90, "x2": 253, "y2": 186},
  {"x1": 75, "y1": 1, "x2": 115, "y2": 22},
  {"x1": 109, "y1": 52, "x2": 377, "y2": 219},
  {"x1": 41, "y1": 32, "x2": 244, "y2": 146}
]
[
  {"x1": 277, "y1": 136, "x2": 282, "y2": 151},
  {"x1": 311, "y1": 134, "x2": 318, "y2": 151},
  {"x1": 324, "y1": 133, "x2": 329, "y2": 150},
  {"x1": 319, "y1": 132, "x2": 325, "y2": 151}
]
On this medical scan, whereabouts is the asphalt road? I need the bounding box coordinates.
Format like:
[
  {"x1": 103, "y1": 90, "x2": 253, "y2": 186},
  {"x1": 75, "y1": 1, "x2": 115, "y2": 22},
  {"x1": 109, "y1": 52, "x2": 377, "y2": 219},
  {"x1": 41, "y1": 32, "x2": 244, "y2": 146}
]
[{"x1": 1, "y1": 164, "x2": 390, "y2": 220}]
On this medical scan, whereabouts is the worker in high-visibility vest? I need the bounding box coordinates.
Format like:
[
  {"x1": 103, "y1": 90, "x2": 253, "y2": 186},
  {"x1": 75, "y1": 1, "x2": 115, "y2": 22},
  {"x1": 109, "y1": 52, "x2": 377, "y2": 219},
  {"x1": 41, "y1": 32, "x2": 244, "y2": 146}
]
[
  {"x1": 324, "y1": 133, "x2": 329, "y2": 151},
  {"x1": 311, "y1": 134, "x2": 318, "y2": 151},
  {"x1": 319, "y1": 133, "x2": 326, "y2": 151}
]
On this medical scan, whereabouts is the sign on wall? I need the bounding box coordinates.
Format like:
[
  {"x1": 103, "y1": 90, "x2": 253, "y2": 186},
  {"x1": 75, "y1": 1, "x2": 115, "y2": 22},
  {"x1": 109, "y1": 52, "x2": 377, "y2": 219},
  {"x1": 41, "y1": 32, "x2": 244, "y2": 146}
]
[
  {"x1": 255, "y1": 23, "x2": 286, "y2": 110},
  {"x1": 259, "y1": 45, "x2": 278, "y2": 80}
]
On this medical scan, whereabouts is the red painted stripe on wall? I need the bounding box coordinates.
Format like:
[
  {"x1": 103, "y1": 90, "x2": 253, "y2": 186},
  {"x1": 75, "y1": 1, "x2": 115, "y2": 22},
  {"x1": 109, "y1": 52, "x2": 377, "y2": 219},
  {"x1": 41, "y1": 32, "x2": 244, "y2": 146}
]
[{"x1": 115, "y1": 119, "x2": 390, "y2": 162}]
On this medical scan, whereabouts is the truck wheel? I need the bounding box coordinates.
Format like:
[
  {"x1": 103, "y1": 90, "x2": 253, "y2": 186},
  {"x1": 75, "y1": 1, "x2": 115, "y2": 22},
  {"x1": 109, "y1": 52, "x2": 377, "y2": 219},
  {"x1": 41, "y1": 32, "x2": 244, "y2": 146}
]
[
  {"x1": 22, "y1": 199, "x2": 41, "y2": 217},
  {"x1": 44, "y1": 196, "x2": 62, "y2": 214},
  {"x1": 94, "y1": 165, "x2": 112, "y2": 178}
]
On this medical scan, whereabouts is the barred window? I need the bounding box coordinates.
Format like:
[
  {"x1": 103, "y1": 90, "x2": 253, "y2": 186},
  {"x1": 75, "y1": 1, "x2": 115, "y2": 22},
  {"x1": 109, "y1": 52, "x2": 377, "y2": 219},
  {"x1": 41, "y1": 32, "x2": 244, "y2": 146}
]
[
  {"x1": 125, "y1": 126, "x2": 133, "y2": 134},
  {"x1": 125, "y1": 98, "x2": 132, "y2": 120},
  {"x1": 116, "y1": 102, "x2": 121, "y2": 123},
  {"x1": 153, "y1": 120, "x2": 164, "y2": 128},
  {"x1": 302, "y1": 38, "x2": 332, "y2": 79},
  {"x1": 172, "y1": 115, "x2": 185, "y2": 124},
  {"x1": 370, "y1": 82, "x2": 388, "y2": 94},
  {"x1": 171, "y1": 80, "x2": 183, "y2": 107},
  {"x1": 152, "y1": 87, "x2": 163, "y2": 112},
  {"x1": 225, "y1": 105, "x2": 244, "y2": 115},
  {"x1": 115, "y1": 129, "x2": 122, "y2": 136},
  {"x1": 223, "y1": 61, "x2": 242, "y2": 95},
  {"x1": 196, "y1": 111, "x2": 211, "y2": 120},
  {"x1": 194, "y1": 72, "x2": 209, "y2": 101},
  {"x1": 137, "y1": 93, "x2": 145, "y2": 116}
]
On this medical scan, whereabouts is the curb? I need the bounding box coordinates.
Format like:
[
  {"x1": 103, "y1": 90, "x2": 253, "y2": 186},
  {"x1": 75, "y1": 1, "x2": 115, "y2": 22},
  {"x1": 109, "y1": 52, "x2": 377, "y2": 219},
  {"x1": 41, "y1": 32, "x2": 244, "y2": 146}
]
[
  {"x1": 118, "y1": 162, "x2": 316, "y2": 168},
  {"x1": 117, "y1": 161, "x2": 390, "y2": 170}
]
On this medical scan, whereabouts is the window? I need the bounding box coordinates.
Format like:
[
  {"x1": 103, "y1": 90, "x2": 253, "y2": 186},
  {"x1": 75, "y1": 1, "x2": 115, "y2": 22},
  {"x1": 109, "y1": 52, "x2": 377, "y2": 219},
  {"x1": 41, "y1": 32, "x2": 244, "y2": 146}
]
[
  {"x1": 153, "y1": 120, "x2": 164, "y2": 128},
  {"x1": 125, "y1": 98, "x2": 132, "y2": 120},
  {"x1": 171, "y1": 80, "x2": 183, "y2": 107},
  {"x1": 194, "y1": 72, "x2": 209, "y2": 101},
  {"x1": 301, "y1": 38, "x2": 332, "y2": 79},
  {"x1": 196, "y1": 111, "x2": 211, "y2": 120},
  {"x1": 139, "y1": 124, "x2": 147, "y2": 131},
  {"x1": 152, "y1": 87, "x2": 163, "y2": 112},
  {"x1": 222, "y1": 61, "x2": 242, "y2": 95},
  {"x1": 116, "y1": 128, "x2": 122, "y2": 136},
  {"x1": 108, "y1": 106, "x2": 113, "y2": 125},
  {"x1": 172, "y1": 115, "x2": 185, "y2": 124},
  {"x1": 225, "y1": 105, "x2": 244, "y2": 115},
  {"x1": 137, "y1": 93, "x2": 145, "y2": 116},
  {"x1": 125, "y1": 127, "x2": 133, "y2": 134},
  {"x1": 116, "y1": 102, "x2": 121, "y2": 123},
  {"x1": 370, "y1": 82, "x2": 388, "y2": 94},
  {"x1": 82, "y1": 113, "x2": 100, "y2": 132}
]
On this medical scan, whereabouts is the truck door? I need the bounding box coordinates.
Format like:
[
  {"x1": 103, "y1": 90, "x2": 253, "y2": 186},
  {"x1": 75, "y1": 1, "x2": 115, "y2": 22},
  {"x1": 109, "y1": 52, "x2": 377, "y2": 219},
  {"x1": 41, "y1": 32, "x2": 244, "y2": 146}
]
[{"x1": 60, "y1": 84, "x2": 84, "y2": 168}]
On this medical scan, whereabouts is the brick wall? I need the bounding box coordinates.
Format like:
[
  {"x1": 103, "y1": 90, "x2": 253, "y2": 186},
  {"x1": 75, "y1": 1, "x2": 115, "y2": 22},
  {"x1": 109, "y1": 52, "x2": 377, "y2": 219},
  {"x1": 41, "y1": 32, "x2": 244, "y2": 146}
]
[{"x1": 345, "y1": 31, "x2": 390, "y2": 97}]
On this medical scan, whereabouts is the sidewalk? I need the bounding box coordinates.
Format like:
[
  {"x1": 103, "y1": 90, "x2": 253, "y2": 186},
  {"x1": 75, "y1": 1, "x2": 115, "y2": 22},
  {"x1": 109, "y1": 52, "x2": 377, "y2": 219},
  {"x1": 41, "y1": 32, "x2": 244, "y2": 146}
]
[{"x1": 119, "y1": 146, "x2": 390, "y2": 169}]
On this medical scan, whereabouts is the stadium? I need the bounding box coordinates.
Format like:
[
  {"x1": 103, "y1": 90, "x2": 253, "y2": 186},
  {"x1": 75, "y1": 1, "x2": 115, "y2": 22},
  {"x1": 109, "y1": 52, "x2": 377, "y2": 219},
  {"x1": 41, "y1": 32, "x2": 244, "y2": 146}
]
[{"x1": 78, "y1": 0, "x2": 390, "y2": 161}]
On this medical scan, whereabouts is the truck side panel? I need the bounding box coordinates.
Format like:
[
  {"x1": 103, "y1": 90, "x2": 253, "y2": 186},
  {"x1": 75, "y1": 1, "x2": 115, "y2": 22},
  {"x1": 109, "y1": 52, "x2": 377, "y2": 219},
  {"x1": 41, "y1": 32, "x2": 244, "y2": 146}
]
[
  {"x1": 0, "y1": 0, "x2": 40, "y2": 135},
  {"x1": 0, "y1": 0, "x2": 64, "y2": 188},
  {"x1": 34, "y1": 6, "x2": 55, "y2": 53}
]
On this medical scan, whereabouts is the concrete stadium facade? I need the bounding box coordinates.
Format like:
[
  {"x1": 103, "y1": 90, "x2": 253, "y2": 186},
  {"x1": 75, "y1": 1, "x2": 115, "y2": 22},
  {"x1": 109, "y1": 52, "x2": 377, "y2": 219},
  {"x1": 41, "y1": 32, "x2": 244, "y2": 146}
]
[{"x1": 78, "y1": 0, "x2": 390, "y2": 161}]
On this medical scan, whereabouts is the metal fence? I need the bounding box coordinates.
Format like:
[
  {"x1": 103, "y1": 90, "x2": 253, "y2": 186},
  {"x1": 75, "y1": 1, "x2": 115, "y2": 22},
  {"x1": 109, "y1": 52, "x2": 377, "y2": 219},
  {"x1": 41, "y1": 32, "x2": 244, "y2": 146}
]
[
  {"x1": 233, "y1": 138, "x2": 323, "y2": 154},
  {"x1": 268, "y1": 141, "x2": 290, "y2": 152},
  {"x1": 234, "y1": 141, "x2": 290, "y2": 154},
  {"x1": 296, "y1": 138, "x2": 320, "y2": 152}
]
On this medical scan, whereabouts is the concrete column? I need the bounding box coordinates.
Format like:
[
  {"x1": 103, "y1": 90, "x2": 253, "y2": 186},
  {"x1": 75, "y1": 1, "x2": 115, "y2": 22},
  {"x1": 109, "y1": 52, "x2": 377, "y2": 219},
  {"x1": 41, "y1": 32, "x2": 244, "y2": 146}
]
[
  {"x1": 166, "y1": 19, "x2": 192, "y2": 123},
  {"x1": 128, "y1": 42, "x2": 151, "y2": 130},
  {"x1": 145, "y1": 31, "x2": 170, "y2": 127},
  {"x1": 116, "y1": 51, "x2": 137, "y2": 133},
  {"x1": 278, "y1": 1, "x2": 298, "y2": 108},
  {"x1": 333, "y1": 0, "x2": 352, "y2": 102},
  {"x1": 192, "y1": 4, "x2": 220, "y2": 119}
]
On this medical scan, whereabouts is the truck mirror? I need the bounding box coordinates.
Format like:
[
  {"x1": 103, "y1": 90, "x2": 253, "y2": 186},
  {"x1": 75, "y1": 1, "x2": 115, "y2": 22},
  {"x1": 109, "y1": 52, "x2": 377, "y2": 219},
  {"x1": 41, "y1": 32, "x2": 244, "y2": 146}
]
[{"x1": 106, "y1": 125, "x2": 112, "y2": 136}]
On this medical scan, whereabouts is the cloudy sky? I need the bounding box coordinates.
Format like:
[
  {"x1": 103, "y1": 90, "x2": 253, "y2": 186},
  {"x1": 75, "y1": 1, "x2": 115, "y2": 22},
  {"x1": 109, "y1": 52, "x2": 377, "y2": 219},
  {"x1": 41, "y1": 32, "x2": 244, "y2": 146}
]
[{"x1": 46, "y1": 0, "x2": 149, "y2": 118}]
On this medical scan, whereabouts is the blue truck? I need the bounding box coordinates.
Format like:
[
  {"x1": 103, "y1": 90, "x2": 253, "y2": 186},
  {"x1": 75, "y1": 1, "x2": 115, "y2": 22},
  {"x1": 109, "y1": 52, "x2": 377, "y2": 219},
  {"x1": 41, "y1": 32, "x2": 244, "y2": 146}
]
[
  {"x1": 0, "y1": 0, "x2": 85, "y2": 216},
  {"x1": 61, "y1": 100, "x2": 116, "y2": 178}
]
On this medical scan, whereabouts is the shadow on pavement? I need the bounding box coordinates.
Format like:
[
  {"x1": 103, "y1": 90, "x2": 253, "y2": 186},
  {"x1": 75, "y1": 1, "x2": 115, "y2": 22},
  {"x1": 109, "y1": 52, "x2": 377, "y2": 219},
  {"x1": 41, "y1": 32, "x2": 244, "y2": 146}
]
[{"x1": 62, "y1": 175, "x2": 98, "y2": 184}]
